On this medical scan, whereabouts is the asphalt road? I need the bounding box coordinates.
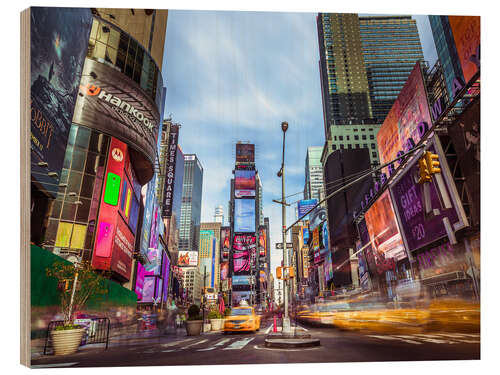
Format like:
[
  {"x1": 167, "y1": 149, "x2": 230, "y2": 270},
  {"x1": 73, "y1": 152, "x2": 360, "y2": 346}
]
[{"x1": 31, "y1": 320, "x2": 480, "y2": 368}]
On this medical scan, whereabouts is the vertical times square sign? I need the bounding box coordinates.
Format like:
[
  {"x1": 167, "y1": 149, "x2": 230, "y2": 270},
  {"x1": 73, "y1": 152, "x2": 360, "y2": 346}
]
[{"x1": 162, "y1": 124, "x2": 180, "y2": 217}]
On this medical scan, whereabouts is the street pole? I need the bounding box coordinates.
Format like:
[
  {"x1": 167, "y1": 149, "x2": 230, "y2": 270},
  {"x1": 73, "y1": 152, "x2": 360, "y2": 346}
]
[
  {"x1": 280, "y1": 121, "x2": 291, "y2": 334},
  {"x1": 202, "y1": 266, "x2": 206, "y2": 329}
]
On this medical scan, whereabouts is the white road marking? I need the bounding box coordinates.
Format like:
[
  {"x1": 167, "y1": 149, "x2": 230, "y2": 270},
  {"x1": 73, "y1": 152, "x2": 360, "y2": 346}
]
[
  {"x1": 161, "y1": 338, "x2": 195, "y2": 348},
  {"x1": 223, "y1": 337, "x2": 255, "y2": 350},
  {"x1": 31, "y1": 362, "x2": 79, "y2": 368},
  {"x1": 197, "y1": 338, "x2": 232, "y2": 351},
  {"x1": 367, "y1": 335, "x2": 422, "y2": 345},
  {"x1": 265, "y1": 325, "x2": 273, "y2": 334},
  {"x1": 180, "y1": 339, "x2": 208, "y2": 350}
]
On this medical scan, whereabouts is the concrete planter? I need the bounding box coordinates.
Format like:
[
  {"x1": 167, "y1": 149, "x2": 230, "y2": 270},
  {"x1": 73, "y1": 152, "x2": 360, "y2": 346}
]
[
  {"x1": 203, "y1": 323, "x2": 212, "y2": 332},
  {"x1": 50, "y1": 328, "x2": 85, "y2": 356},
  {"x1": 210, "y1": 319, "x2": 225, "y2": 331},
  {"x1": 186, "y1": 320, "x2": 202, "y2": 336}
]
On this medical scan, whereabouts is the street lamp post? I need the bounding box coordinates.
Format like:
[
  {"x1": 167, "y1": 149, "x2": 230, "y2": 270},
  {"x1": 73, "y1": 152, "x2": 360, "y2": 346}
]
[{"x1": 278, "y1": 121, "x2": 292, "y2": 334}]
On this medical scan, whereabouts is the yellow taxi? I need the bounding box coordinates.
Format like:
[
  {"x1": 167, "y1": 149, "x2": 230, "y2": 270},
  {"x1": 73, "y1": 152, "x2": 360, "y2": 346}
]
[{"x1": 224, "y1": 302, "x2": 261, "y2": 333}]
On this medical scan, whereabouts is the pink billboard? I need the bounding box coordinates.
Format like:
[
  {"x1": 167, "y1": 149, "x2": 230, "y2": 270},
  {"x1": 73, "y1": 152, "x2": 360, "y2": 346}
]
[{"x1": 377, "y1": 62, "x2": 432, "y2": 175}]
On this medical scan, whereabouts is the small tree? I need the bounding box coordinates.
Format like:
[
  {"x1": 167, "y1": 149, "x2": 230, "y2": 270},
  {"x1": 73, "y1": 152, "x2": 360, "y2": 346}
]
[
  {"x1": 46, "y1": 260, "x2": 108, "y2": 326},
  {"x1": 187, "y1": 304, "x2": 201, "y2": 321}
]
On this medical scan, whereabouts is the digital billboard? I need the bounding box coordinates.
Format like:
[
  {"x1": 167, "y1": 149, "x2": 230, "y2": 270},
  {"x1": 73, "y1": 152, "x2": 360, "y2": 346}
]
[
  {"x1": 234, "y1": 199, "x2": 255, "y2": 233},
  {"x1": 309, "y1": 206, "x2": 327, "y2": 231},
  {"x1": 235, "y1": 170, "x2": 256, "y2": 190},
  {"x1": 377, "y1": 62, "x2": 432, "y2": 175},
  {"x1": 298, "y1": 199, "x2": 318, "y2": 218},
  {"x1": 364, "y1": 190, "x2": 407, "y2": 262},
  {"x1": 232, "y1": 291, "x2": 253, "y2": 306},
  {"x1": 110, "y1": 216, "x2": 135, "y2": 280},
  {"x1": 232, "y1": 275, "x2": 252, "y2": 286},
  {"x1": 134, "y1": 262, "x2": 146, "y2": 301},
  {"x1": 258, "y1": 226, "x2": 267, "y2": 258},
  {"x1": 232, "y1": 234, "x2": 256, "y2": 273},
  {"x1": 236, "y1": 143, "x2": 255, "y2": 163},
  {"x1": 220, "y1": 262, "x2": 229, "y2": 280},
  {"x1": 448, "y1": 16, "x2": 480, "y2": 85},
  {"x1": 390, "y1": 136, "x2": 468, "y2": 253},
  {"x1": 30, "y1": 7, "x2": 93, "y2": 197},
  {"x1": 302, "y1": 227, "x2": 309, "y2": 246},
  {"x1": 220, "y1": 227, "x2": 231, "y2": 259},
  {"x1": 178, "y1": 251, "x2": 198, "y2": 267}
]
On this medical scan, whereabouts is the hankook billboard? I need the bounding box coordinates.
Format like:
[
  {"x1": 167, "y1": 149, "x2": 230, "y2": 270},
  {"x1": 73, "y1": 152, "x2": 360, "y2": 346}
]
[{"x1": 73, "y1": 58, "x2": 161, "y2": 184}]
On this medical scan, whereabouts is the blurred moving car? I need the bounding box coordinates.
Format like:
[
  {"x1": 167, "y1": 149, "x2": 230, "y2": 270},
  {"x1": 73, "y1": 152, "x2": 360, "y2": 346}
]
[{"x1": 224, "y1": 302, "x2": 261, "y2": 333}]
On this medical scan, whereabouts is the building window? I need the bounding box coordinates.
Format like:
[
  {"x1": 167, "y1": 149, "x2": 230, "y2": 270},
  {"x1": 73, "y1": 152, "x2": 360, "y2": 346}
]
[
  {"x1": 332, "y1": 144, "x2": 337, "y2": 150},
  {"x1": 370, "y1": 135, "x2": 375, "y2": 140},
  {"x1": 362, "y1": 135, "x2": 367, "y2": 140},
  {"x1": 372, "y1": 152, "x2": 377, "y2": 158},
  {"x1": 371, "y1": 143, "x2": 376, "y2": 149},
  {"x1": 339, "y1": 136, "x2": 344, "y2": 141},
  {"x1": 354, "y1": 135, "x2": 359, "y2": 140}
]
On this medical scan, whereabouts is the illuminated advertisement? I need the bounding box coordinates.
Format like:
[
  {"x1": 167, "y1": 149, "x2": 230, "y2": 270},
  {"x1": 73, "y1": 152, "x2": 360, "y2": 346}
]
[
  {"x1": 448, "y1": 16, "x2": 480, "y2": 84},
  {"x1": 220, "y1": 227, "x2": 231, "y2": 259},
  {"x1": 298, "y1": 199, "x2": 318, "y2": 218},
  {"x1": 236, "y1": 143, "x2": 255, "y2": 163},
  {"x1": 162, "y1": 254, "x2": 170, "y2": 301},
  {"x1": 364, "y1": 191, "x2": 407, "y2": 262},
  {"x1": 312, "y1": 227, "x2": 320, "y2": 251},
  {"x1": 232, "y1": 235, "x2": 256, "y2": 273},
  {"x1": 232, "y1": 275, "x2": 252, "y2": 286},
  {"x1": 302, "y1": 227, "x2": 309, "y2": 246},
  {"x1": 234, "y1": 199, "x2": 255, "y2": 233},
  {"x1": 377, "y1": 62, "x2": 432, "y2": 175},
  {"x1": 178, "y1": 251, "x2": 198, "y2": 267},
  {"x1": 92, "y1": 137, "x2": 129, "y2": 277},
  {"x1": 135, "y1": 262, "x2": 146, "y2": 300},
  {"x1": 141, "y1": 276, "x2": 155, "y2": 303},
  {"x1": 139, "y1": 173, "x2": 157, "y2": 261},
  {"x1": 321, "y1": 222, "x2": 329, "y2": 254},
  {"x1": 258, "y1": 226, "x2": 267, "y2": 258},
  {"x1": 323, "y1": 251, "x2": 333, "y2": 283},
  {"x1": 30, "y1": 7, "x2": 93, "y2": 197},
  {"x1": 389, "y1": 136, "x2": 468, "y2": 252},
  {"x1": 356, "y1": 240, "x2": 370, "y2": 291},
  {"x1": 235, "y1": 170, "x2": 256, "y2": 198},
  {"x1": 309, "y1": 206, "x2": 327, "y2": 231},
  {"x1": 232, "y1": 291, "x2": 253, "y2": 306},
  {"x1": 162, "y1": 124, "x2": 180, "y2": 217},
  {"x1": 144, "y1": 246, "x2": 162, "y2": 275},
  {"x1": 220, "y1": 262, "x2": 229, "y2": 280},
  {"x1": 73, "y1": 58, "x2": 161, "y2": 184},
  {"x1": 110, "y1": 216, "x2": 135, "y2": 280}
]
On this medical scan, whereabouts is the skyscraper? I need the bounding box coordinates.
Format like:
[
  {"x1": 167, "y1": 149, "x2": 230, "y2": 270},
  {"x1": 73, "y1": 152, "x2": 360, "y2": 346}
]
[
  {"x1": 317, "y1": 13, "x2": 425, "y2": 166},
  {"x1": 359, "y1": 16, "x2": 425, "y2": 121},
  {"x1": 428, "y1": 16, "x2": 465, "y2": 100},
  {"x1": 199, "y1": 222, "x2": 222, "y2": 291},
  {"x1": 214, "y1": 205, "x2": 224, "y2": 224},
  {"x1": 304, "y1": 146, "x2": 325, "y2": 201},
  {"x1": 179, "y1": 154, "x2": 203, "y2": 253}
]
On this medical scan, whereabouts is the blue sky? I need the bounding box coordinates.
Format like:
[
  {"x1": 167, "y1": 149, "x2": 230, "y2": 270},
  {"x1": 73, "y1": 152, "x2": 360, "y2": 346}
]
[{"x1": 161, "y1": 10, "x2": 438, "y2": 280}]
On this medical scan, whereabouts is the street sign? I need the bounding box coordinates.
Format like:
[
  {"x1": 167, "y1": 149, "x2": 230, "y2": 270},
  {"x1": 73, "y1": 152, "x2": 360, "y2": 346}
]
[{"x1": 275, "y1": 243, "x2": 293, "y2": 249}]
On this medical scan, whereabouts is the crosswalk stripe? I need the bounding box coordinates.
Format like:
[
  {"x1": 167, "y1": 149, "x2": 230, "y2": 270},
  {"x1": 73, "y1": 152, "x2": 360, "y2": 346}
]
[
  {"x1": 197, "y1": 338, "x2": 232, "y2": 351},
  {"x1": 222, "y1": 337, "x2": 255, "y2": 350},
  {"x1": 265, "y1": 325, "x2": 273, "y2": 334},
  {"x1": 180, "y1": 339, "x2": 208, "y2": 350},
  {"x1": 396, "y1": 335, "x2": 450, "y2": 344},
  {"x1": 432, "y1": 333, "x2": 480, "y2": 339},
  {"x1": 367, "y1": 335, "x2": 422, "y2": 345},
  {"x1": 161, "y1": 338, "x2": 196, "y2": 348}
]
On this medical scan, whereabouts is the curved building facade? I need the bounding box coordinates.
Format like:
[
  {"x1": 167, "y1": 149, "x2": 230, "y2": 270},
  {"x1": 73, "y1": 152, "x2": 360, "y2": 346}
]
[{"x1": 43, "y1": 14, "x2": 167, "y2": 284}]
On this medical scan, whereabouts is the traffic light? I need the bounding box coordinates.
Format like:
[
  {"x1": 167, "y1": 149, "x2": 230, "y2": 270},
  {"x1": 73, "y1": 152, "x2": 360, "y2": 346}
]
[
  {"x1": 424, "y1": 151, "x2": 441, "y2": 175},
  {"x1": 417, "y1": 157, "x2": 431, "y2": 184},
  {"x1": 276, "y1": 266, "x2": 283, "y2": 280}
]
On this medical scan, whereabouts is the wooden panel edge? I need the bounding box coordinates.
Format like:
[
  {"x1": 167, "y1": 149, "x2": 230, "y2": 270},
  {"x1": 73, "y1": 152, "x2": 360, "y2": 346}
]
[{"x1": 20, "y1": 7, "x2": 31, "y2": 368}]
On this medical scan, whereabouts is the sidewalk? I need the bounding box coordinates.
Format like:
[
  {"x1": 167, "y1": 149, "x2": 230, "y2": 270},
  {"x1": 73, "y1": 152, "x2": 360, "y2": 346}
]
[{"x1": 31, "y1": 325, "x2": 190, "y2": 360}]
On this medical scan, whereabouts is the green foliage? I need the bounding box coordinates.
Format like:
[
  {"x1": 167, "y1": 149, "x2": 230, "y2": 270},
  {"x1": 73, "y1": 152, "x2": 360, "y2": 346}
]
[
  {"x1": 46, "y1": 260, "x2": 109, "y2": 325},
  {"x1": 188, "y1": 304, "x2": 200, "y2": 318},
  {"x1": 224, "y1": 307, "x2": 232, "y2": 316},
  {"x1": 208, "y1": 309, "x2": 223, "y2": 319},
  {"x1": 54, "y1": 324, "x2": 82, "y2": 331},
  {"x1": 187, "y1": 314, "x2": 202, "y2": 321}
]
